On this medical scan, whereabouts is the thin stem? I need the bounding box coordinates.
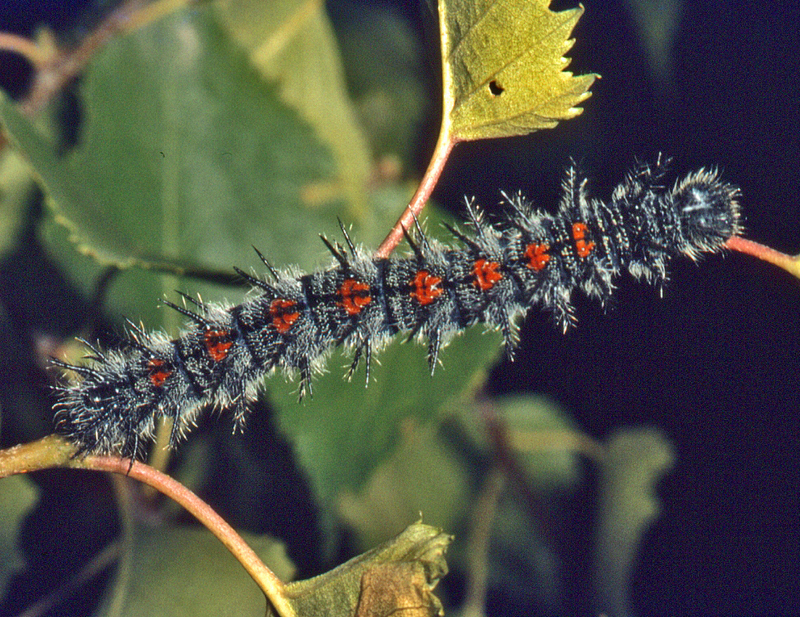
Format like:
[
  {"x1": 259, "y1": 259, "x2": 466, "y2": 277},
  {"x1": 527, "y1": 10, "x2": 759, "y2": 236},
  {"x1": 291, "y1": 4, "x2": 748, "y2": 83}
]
[
  {"x1": 18, "y1": 0, "x2": 190, "y2": 117},
  {"x1": 0, "y1": 435, "x2": 75, "y2": 476},
  {"x1": 461, "y1": 466, "x2": 505, "y2": 617},
  {"x1": 15, "y1": 541, "x2": 122, "y2": 617},
  {"x1": 726, "y1": 236, "x2": 800, "y2": 279},
  {"x1": 0, "y1": 438, "x2": 295, "y2": 617},
  {"x1": 375, "y1": 131, "x2": 457, "y2": 258},
  {"x1": 480, "y1": 400, "x2": 558, "y2": 546},
  {"x1": 81, "y1": 456, "x2": 297, "y2": 617},
  {"x1": 0, "y1": 33, "x2": 50, "y2": 68}
]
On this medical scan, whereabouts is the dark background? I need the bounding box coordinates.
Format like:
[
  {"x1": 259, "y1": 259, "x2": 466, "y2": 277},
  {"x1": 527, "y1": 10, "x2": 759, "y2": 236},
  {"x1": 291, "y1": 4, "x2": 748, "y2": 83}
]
[{"x1": 1, "y1": 1, "x2": 799, "y2": 616}]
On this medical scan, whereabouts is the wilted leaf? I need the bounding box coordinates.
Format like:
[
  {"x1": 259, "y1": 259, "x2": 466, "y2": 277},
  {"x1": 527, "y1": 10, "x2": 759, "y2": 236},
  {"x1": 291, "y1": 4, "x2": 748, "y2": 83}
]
[
  {"x1": 269, "y1": 523, "x2": 451, "y2": 617},
  {"x1": 0, "y1": 475, "x2": 39, "y2": 599},
  {"x1": 594, "y1": 427, "x2": 674, "y2": 617},
  {"x1": 101, "y1": 524, "x2": 294, "y2": 617},
  {"x1": 440, "y1": 0, "x2": 596, "y2": 141},
  {"x1": 214, "y1": 0, "x2": 372, "y2": 218}
]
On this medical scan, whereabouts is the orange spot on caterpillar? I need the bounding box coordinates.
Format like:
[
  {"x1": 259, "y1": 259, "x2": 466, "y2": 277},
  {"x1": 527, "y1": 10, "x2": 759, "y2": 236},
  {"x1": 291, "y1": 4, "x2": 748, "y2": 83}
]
[
  {"x1": 204, "y1": 329, "x2": 234, "y2": 362},
  {"x1": 524, "y1": 243, "x2": 550, "y2": 271},
  {"x1": 572, "y1": 222, "x2": 595, "y2": 258},
  {"x1": 147, "y1": 358, "x2": 172, "y2": 387},
  {"x1": 337, "y1": 278, "x2": 372, "y2": 316},
  {"x1": 411, "y1": 271, "x2": 443, "y2": 306},
  {"x1": 472, "y1": 259, "x2": 503, "y2": 290},
  {"x1": 269, "y1": 299, "x2": 300, "y2": 334}
]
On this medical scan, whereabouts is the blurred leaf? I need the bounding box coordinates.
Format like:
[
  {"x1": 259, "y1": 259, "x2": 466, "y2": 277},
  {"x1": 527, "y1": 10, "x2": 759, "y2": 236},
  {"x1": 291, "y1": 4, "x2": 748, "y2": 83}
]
[
  {"x1": 455, "y1": 396, "x2": 592, "y2": 614},
  {"x1": 440, "y1": 0, "x2": 596, "y2": 142},
  {"x1": 273, "y1": 326, "x2": 503, "y2": 520},
  {"x1": 487, "y1": 494, "x2": 562, "y2": 614},
  {"x1": 269, "y1": 523, "x2": 450, "y2": 617},
  {"x1": 338, "y1": 417, "x2": 472, "y2": 550},
  {"x1": 625, "y1": 0, "x2": 683, "y2": 83},
  {"x1": 1, "y1": 6, "x2": 349, "y2": 326},
  {"x1": 338, "y1": 394, "x2": 593, "y2": 553},
  {"x1": 331, "y1": 2, "x2": 430, "y2": 161},
  {"x1": 0, "y1": 149, "x2": 38, "y2": 256},
  {"x1": 102, "y1": 524, "x2": 294, "y2": 617},
  {"x1": 0, "y1": 475, "x2": 39, "y2": 599},
  {"x1": 214, "y1": 0, "x2": 372, "y2": 218},
  {"x1": 594, "y1": 427, "x2": 674, "y2": 617},
  {"x1": 494, "y1": 394, "x2": 594, "y2": 489}
]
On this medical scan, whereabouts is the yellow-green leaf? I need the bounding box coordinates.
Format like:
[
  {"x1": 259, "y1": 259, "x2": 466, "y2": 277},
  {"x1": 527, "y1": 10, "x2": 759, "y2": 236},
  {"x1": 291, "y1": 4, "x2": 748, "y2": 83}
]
[{"x1": 440, "y1": 0, "x2": 596, "y2": 141}]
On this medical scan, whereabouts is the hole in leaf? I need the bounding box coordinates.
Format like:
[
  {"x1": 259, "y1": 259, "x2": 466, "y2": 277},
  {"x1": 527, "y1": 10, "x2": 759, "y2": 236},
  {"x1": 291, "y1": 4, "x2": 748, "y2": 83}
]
[{"x1": 488, "y1": 80, "x2": 504, "y2": 96}]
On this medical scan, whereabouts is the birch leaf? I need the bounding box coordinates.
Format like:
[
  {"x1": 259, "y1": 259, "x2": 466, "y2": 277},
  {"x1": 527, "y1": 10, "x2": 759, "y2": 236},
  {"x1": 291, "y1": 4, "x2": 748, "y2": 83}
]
[{"x1": 441, "y1": 0, "x2": 596, "y2": 141}]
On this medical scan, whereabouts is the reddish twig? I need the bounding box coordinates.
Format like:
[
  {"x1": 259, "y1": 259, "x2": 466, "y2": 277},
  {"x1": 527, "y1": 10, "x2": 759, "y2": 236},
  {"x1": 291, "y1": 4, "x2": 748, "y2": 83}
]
[
  {"x1": 726, "y1": 236, "x2": 800, "y2": 279},
  {"x1": 82, "y1": 455, "x2": 296, "y2": 617},
  {"x1": 0, "y1": 437, "x2": 295, "y2": 617},
  {"x1": 6, "y1": 0, "x2": 193, "y2": 117},
  {"x1": 19, "y1": 1, "x2": 140, "y2": 116},
  {"x1": 479, "y1": 401, "x2": 558, "y2": 547},
  {"x1": 375, "y1": 133, "x2": 457, "y2": 258}
]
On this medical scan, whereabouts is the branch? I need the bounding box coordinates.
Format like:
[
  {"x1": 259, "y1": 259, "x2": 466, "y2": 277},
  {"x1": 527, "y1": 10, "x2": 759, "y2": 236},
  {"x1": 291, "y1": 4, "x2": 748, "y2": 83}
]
[
  {"x1": 726, "y1": 236, "x2": 800, "y2": 279},
  {"x1": 0, "y1": 436, "x2": 297, "y2": 617},
  {"x1": 375, "y1": 132, "x2": 457, "y2": 258}
]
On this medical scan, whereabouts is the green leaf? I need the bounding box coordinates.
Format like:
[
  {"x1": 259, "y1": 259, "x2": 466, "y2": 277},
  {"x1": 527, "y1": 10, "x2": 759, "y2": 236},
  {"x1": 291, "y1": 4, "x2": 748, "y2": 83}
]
[
  {"x1": 593, "y1": 427, "x2": 674, "y2": 617},
  {"x1": 214, "y1": 0, "x2": 373, "y2": 218},
  {"x1": 338, "y1": 418, "x2": 473, "y2": 550},
  {"x1": 0, "y1": 149, "x2": 38, "y2": 256},
  {"x1": 440, "y1": 0, "x2": 596, "y2": 141},
  {"x1": 1, "y1": 5, "x2": 353, "y2": 326},
  {"x1": 0, "y1": 90, "x2": 136, "y2": 257},
  {"x1": 331, "y1": 2, "x2": 430, "y2": 161},
  {"x1": 338, "y1": 394, "x2": 590, "y2": 552},
  {"x1": 493, "y1": 394, "x2": 592, "y2": 489},
  {"x1": 272, "y1": 326, "x2": 503, "y2": 517},
  {"x1": 102, "y1": 524, "x2": 294, "y2": 617},
  {"x1": 0, "y1": 475, "x2": 39, "y2": 599}
]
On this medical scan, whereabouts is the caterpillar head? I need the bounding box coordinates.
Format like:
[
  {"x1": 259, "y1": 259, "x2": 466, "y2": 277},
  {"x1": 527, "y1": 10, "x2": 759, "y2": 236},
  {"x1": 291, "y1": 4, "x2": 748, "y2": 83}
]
[{"x1": 672, "y1": 170, "x2": 742, "y2": 259}]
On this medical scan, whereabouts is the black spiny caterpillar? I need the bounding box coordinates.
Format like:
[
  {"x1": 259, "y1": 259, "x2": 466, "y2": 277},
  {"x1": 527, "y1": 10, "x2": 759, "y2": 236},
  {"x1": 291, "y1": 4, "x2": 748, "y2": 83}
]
[{"x1": 54, "y1": 159, "x2": 741, "y2": 457}]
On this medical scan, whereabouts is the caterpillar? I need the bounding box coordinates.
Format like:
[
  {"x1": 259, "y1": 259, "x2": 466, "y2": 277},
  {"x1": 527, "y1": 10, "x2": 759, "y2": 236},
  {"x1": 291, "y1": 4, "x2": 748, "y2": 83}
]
[{"x1": 53, "y1": 159, "x2": 741, "y2": 458}]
